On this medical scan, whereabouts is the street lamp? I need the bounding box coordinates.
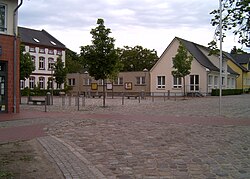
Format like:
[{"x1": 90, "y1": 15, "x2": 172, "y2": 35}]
[
  {"x1": 84, "y1": 71, "x2": 88, "y2": 97},
  {"x1": 143, "y1": 68, "x2": 148, "y2": 99}
]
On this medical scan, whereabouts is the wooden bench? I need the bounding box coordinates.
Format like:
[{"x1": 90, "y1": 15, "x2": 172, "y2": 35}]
[
  {"x1": 92, "y1": 94, "x2": 102, "y2": 98},
  {"x1": 27, "y1": 96, "x2": 46, "y2": 105},
  {"x1": 126, "y1": 95, "x2": 139, "y2": 99}
]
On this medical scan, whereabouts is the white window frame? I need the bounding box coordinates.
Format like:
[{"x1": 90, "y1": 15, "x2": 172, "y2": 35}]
[
  {"x1": 208, "y1": 75, "x2": 213, "y2": 87},
  {"x1": 29, "y1": 77, "x2": 35, "y2": 89},
  {"x1": 157, "y1": 76, "x2": 165, "y2": 89},
  {"x1": 39, "y1": 77, "x2": 45, "y2": 89},
  {"x1": 0, "y1": 4, "x2": 7, "y2": 33},
  {"x1": 20, "y1": 80, "x2": 25, "y2": 90},
  {"x1": 39, "y1": 48, "x2": 45, "y2": 54},
  {"x1": 114, "y1": 77, "x2": 123, "y2": 85},
  {"x1": 173, "y1": 76, "x2": 182, "y2": 89},
  {"x1": 39, "y1": 57, "x2": 45, "y2": 70},
  {"x1": 31, "y1": 56, "x2": 36, "y2": 69},
  {"x1": 68, "y1": 78, "x2": 75, "y2": 86},
  {"x1": 136, "y1": 76, "x2": 145, "y2": 85},
  {"x1": 214, "y1": 76, "x2": 218, "y2": 88},
  {"x1": 48, "y1": 58, "x2": 54, "y2": 70}
]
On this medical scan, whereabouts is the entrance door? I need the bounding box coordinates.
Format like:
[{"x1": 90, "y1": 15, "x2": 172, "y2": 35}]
[
  {"x1": 0, "y1": 61, "x2": 7, "y2": 113},
  {"x1": 190, "y1": 75, "x2": 199, "y2": 92}
]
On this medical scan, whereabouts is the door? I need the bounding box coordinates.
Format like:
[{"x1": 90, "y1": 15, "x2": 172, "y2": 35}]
[
  {"x1": 0, "y1": 61, "x2": 7, "y2": 113},
  {"x1": 190, "y1": 75, "x2": 199, "y2": 92}
]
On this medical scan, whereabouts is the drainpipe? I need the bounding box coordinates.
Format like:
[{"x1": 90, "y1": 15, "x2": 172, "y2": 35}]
[{"x1": 13, "y1": 0, "x2": 23, "y2": 113}]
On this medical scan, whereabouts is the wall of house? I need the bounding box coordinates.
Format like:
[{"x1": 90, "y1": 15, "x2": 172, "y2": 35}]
[
  {"x1": 0, "y1": 35, "x2": 20, "y2": 113},
  {"x1": 227, "y1": 60, "x2": 243, "y2": 89},
  {"x1": 66, "y1": 71, "x2": 150, "y2": 96},
  {"x1": 21, "y1": 45, "x2": 66, "y2": 90},
  {"x1": 150, "y1": 38, "x2": 209, "y2": 96},
  {"x1": 1, "y1": 0, "x2": 17, "y2": 36}
]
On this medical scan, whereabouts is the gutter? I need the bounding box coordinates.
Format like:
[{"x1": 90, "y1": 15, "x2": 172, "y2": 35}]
[{"x1": 13, "y1": 0, "x2": 23, "y2": 113}]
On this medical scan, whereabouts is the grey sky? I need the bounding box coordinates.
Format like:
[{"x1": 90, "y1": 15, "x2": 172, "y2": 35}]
[{"x1": 18, "y1": 0, "x2": 248, "y2": 54}]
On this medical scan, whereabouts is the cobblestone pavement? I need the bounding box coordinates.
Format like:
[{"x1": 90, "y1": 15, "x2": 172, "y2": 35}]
[{"x1": 2, "y1": 95, "x2": 250, "y2": 178}]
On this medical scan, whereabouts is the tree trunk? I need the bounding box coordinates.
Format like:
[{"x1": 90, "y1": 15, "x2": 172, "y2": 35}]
[{"x1": 102, "y1": 79, "x2": 106, "y2": 107}]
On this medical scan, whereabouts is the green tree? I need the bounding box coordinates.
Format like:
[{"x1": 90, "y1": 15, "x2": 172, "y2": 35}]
[
  {"x1": 230, "y1": 46, "x2": 247, "y2": 54},
  {"x1": 119, "y1": 45, "x2": 158, "y2": 71},
  {"x1": 80, "y1": 18, "x2": 119, "y2": 107},
  {"x1": 53, "y1": 56, "x2": 67, "y2": 89},
  {"x1": 209, "y1": 0, "x2": 250, "y2": 53},
  {"x1": 20, "y1": 44, "x2": 35, "y2": 81},
  {"x1": 172, "y1": 42, "x2": 193, "y2": 96},
  {"x1": 65, "y1": 48, "x2": 83, "y2": 73}
]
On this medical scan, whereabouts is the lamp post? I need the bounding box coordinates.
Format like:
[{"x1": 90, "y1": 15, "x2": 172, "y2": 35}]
[
  {"x1": 84, "y1": 71, "x2": 88, "y2": 98},
  {"x1": 219, "y1": 0, "x2": 223, "y2": 115},
  {"x1": 143, "y1": 68, "x2": 148, "y2": 99}
]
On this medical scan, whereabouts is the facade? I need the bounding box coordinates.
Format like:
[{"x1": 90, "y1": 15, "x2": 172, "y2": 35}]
[
  {"x1": 0, "y1": 0, "x2": 20, "y2": 113},
  {"x1": 67, "y1": 71, "x2": 150, "y2": 96},
  {"x1": 18, "y1": 27, "x2": 66, "y2": 91},
  {"x1": 150, "y1": 37, "x2": 238, "y2": 96},
  {"x1": 230, "y1": 54, "x2": 250, "y2": 91}
]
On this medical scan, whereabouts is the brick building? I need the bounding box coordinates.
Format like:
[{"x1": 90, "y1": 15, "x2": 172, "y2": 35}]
[{"x1": 0, "y1": 0, "x2": 21, "y2": 113}]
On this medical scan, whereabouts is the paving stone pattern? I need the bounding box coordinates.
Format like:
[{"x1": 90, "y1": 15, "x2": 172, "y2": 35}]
[{"x1": 5, "y1": 95, "x2": 250, "y2": 178}]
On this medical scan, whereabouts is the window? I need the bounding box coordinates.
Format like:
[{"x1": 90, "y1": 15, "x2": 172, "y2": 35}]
[
  {"x1": 214, "y1": 76, "x2": 218, "y2": 88},
  {"x1": 20, "y1": 80, "x2": 25, "y2": 90},
  {"x1": 57, "y1": 83, "x2": 61, "y2": 89},
  {"x1": 0, "y1": 4, "x2": 6, "y2": 32},
  {"x1": 136, "y1": 76, "x2": 145, "y2": 85},
  {"x1": 114, "y1": 77, "x2": 123, "y2": 85},
  {"x1": 98, "y1": 79, "x2": 104, "y2": 85},
  {"x1": 208, "y1": 75, "x2": 213, "y2": 86},
  {"x1": 157, "y1": 76, "x2": 165, "y2": 89},
  {"x1": 57, "y1": 50, "x2": 62, "y2": 55},
  {"x1": 29, "y1": 77, "x2": 35, "y2": 89},
  {"x1": 39, "y1": 57, "x2": 45, "y2": 69},
  {"x1": 48, "y1": 49, "x2": 54, "y2": 55},
  {"x1": 85, "y1": 78, "x2": 92, "y2": 85},
  {"x1": 222, "y1": 77, "x2": 225, "y2": 86},
  {"x1": 190, "y1": 75, "x2": 199, "y2": 91},
  {"x1": 39, "y1": 48, "x2": 45, "y2": 53},
  {"x1": 29, "y1": 47, "x2": 36, "y2": 53},
  {"x1": 173, "y1": 76, "x2": 182, "y2": 88},
  {"x1": 48, "y1": 58, "x2": 54, "y2": 70},
  {"x1": 68, "y1": 78, "x2": 75, "y2": 86},
  {"x1": 31, "y1": 56, "x2": 36, "y2": 69},
  {"x1": 39, "y1": 77, "x2": 45, "y2": 89}
]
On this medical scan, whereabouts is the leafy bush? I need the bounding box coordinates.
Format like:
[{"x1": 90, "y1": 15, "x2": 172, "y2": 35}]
[{"x1": 211, "y1": 89, "x2": 243, "y2": 96}]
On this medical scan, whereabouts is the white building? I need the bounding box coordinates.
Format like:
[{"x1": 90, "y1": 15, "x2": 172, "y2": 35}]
[{"x1": 18, "y1": 27, "x2": 66, "y2": 90}]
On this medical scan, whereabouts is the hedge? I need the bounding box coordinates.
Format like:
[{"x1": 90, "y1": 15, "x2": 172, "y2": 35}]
[
  {"x1": 21, "y1": 87, "x2": 71, "y2": 96},
  {"x1": 211, "y1": 89, "x2": 243, "y2": 96}
]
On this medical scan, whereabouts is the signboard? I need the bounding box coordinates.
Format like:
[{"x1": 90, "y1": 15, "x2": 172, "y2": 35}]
[
  {"x1": 106, "y1": 83, "x2": 113, "y2": 90},
  {"x1": 125, "y1": 82, "x2": 132, "y2": 90},
  {"x1": 91, "y1": 83, "x2": 98, "y2": 90}
]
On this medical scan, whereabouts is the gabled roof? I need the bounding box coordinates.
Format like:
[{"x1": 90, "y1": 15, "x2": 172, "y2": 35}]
[
  {"x1": 177, "y1": 37, "x2": 219, "y2": 71},
  {"x1": 223, "y1": 52, "x2": 249, "y2": 72},
  {"x1": 230, "y1": 54, "x2": 250, "y2": 64},
  {"x1": 18, "y1": 26, "x2": 66, "y2": 49}
]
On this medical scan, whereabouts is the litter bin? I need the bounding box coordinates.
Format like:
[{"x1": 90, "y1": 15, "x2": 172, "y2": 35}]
[{"x1": 46, "y1": 92, "x2": 51, "y2": 105}]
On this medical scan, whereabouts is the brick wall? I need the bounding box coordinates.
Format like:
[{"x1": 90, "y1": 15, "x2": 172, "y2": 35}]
[{"x1": 0, "y1": 34, "x2": 20, "y2": 113}]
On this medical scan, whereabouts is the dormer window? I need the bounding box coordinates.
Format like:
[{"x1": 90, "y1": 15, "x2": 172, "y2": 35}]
[
  {"x1": 0, "y1": 4, "x2": 7, "y2": 32},
  {"x1": 50, "y1": 41, "x2": 57, "y2": 46},
  {"x1": 33, "y1": 38, "x2": 40, "y2": 43}
]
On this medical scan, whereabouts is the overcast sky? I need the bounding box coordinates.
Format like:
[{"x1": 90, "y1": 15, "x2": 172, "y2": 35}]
[{"x1": 18, "y1": 0, "x2": 249, "y2": 55}]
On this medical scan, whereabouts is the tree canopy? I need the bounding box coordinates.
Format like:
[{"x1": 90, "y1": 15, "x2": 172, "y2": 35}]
[
  {"x1": 118, "y1": 45, "x2": 158, "y2": 72},
  {"x1": 209, "y1": 0, "x2": 250, "y2": 52},
  {"x1": 20, "y1": 44, "x2": 35, "y2": 81},
  {"x1": 65, "y1": 48, "x2": 83, "y2": 73},
  {"x1": 80, "y1": 18, "x2": 119, "y2": 80},
  {"x1": 80, "y1": 18, "x2": 119, "y2": 107},
  {"x1": 53, "y1": 56, "x2": 67, "y2": 89}
]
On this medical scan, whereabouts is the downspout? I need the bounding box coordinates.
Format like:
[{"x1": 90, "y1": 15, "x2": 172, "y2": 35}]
[{"x1": 13, "y1": 0, "x2": 23, "y2": 113}]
